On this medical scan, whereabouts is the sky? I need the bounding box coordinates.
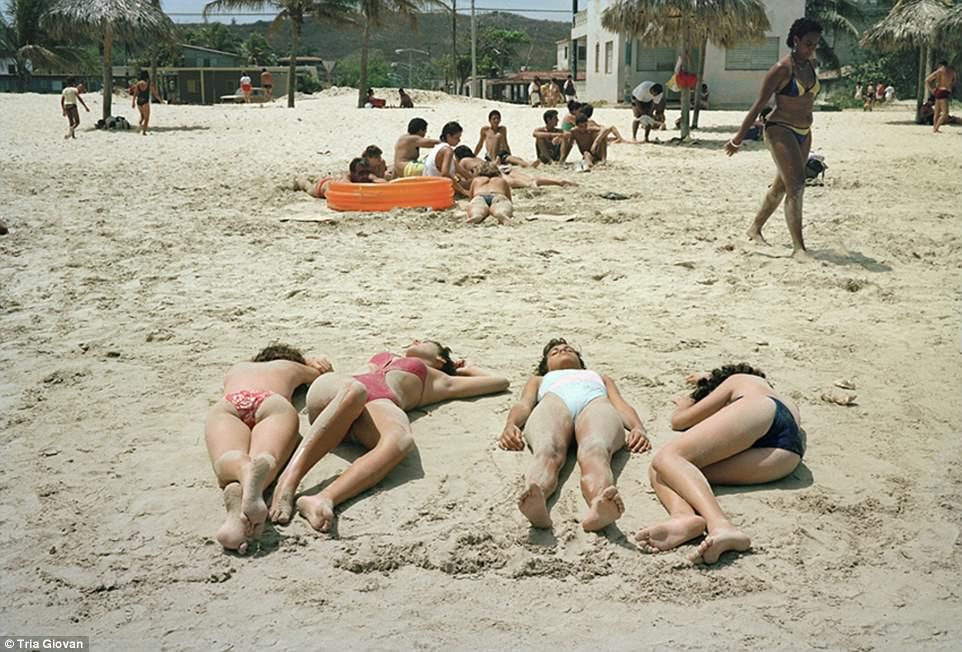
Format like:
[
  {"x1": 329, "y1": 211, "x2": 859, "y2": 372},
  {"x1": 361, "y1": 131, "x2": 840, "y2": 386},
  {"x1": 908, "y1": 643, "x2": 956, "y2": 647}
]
[{"x1": 161, "y1": 1, "x2": 576, "y2": 23}]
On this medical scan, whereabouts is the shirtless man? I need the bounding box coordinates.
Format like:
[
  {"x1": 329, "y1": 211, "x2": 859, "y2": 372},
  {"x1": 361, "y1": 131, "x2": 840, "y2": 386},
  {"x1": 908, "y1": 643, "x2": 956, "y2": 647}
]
[
  {"x1": 532, "y1": 109, "x2": 572, "y2": 164},
  {"x1": 260, "y1": 68, "x2": 273, "y2": 101},
  {"x1": 467, "y1": 162, "x2": 513, "y2": 225},
  {"x1": 393, "y1": 117, "x2": 440, "y2": 177},
  {"x1": 205, "y1": 344, "x2": 332, "y2": 553},
  {"x1": 473, "y1": 110, "x2": 537, "y2": 167},
  {"x1": 926, "y1": 61, "x2": 957, "y2": 133},
  {"x1": 454, "y1": 146, "x2": 576, "y2": 188},
  {"x1": 570, "y1": 113, "x2": 611, "y2": 170}
]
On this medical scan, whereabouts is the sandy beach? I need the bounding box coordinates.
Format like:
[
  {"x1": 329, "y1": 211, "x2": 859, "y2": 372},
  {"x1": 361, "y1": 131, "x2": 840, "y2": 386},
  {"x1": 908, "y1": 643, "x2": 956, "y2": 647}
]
[{"x1": 1, "y1": 88, "x2": 960, "y2": 650}]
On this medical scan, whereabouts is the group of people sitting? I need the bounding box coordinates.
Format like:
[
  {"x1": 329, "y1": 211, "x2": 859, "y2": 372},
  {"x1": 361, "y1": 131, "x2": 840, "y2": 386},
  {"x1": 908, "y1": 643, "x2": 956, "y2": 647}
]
[
  {"x1": 206, "y1": 337, "x2": 806, "y2": 566},
  {"x1": 364, "y1": 87, "x2": 414, "y2": 109}
]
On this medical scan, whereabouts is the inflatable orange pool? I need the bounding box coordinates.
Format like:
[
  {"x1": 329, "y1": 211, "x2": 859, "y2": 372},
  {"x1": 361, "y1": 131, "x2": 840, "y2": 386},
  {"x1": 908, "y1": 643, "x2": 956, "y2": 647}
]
[{"x1": 326, "y1": 177, "x2": 455, "y2": 212}]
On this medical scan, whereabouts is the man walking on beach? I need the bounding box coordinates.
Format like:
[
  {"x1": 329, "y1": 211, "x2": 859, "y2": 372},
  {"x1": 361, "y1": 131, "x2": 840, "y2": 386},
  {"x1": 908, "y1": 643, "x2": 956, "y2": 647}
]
[
  {"x1": 61, "y1": 77, "x2": 89, "y2": 139},
  {"x1": 926, "y1": 61, "x2": 957, "y2": 133}
]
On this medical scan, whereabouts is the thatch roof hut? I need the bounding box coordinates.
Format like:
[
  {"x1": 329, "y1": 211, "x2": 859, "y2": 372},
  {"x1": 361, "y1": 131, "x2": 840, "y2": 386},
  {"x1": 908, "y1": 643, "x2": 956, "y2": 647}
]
[
  {"x1": 935, "y1": 4, "x2": 962, "y2": 46},
  {"x1": 45, "y1": 0, "x2": 175, "y2": 120},
  {"x1": 601, "y1": 0, "x2": 770, "y2": 138}
]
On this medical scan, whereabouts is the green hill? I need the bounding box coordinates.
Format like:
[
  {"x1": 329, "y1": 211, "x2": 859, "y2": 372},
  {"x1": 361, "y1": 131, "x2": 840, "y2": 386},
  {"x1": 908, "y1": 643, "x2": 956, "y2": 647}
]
[{"x1": 197, "y1": 11, "x2": 568, "y2": 74}]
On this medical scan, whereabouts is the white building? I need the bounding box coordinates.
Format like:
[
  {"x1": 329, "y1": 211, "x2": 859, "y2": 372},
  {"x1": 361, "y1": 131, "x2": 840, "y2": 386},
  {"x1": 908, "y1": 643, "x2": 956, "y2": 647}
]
[{"x1": 558, "y1": 0, "x2": 805, "y2": 107}]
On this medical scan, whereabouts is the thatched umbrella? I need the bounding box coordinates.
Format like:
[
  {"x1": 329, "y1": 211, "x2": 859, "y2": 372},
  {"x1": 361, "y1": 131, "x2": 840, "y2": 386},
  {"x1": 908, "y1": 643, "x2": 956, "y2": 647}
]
[
  {"x1": 860, "y1": 0, "x2": 952, "y2": 109},
  {"x1": 935, "y1": 4, "x2": 962, "y2": 48},
  {"x1": 44, "y1": 0, "x2": 174, "y2": 121},
  {"x1": 602, "y1": 0, "x2": 770, "y2": 140}
]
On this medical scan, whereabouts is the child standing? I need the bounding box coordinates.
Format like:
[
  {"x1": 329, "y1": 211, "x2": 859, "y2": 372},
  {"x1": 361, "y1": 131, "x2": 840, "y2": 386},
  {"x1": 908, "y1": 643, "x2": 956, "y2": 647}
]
[{"x1": 61, "y1": 78, "x2": 89, "y2": 139}]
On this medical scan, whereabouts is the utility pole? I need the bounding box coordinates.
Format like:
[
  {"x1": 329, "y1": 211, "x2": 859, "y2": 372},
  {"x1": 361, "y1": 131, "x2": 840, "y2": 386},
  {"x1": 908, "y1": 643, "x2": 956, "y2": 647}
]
[
  {"x1": 570, "y1": 0, "x2": 578, "y2": 79},
  {"x1": 451, "y1": 0, "x2": 457, "y2": 94},
  {"x1": 470, "y1": 0, "x2": 477, "y2": 98}
]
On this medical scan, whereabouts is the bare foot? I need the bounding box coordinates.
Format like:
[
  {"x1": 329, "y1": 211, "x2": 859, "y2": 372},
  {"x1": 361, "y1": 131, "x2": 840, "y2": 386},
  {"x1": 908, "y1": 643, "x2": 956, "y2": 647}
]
[
  {"x1": 296, "y1": 494, "x2": 335, "y2": 532},
  {"x1": 518, "y1": 483, "x2": 552, "y2": 528},
  {"x1": 581, "y1": 486, "x2": 624, "y2": 531},
  {"x1": 746, "y1": 228, "x2": 769, "y2": 245},
  {"x1": 688, "y1": 527, "x2": 751, "y2": 564},
  {"x1": 268, "y1": 474, "x2": 297, "y2": 524},
  {"x1": 216, "y1": 483, "x2": 249, "y2": 554},
  {"x1": 239, "y1": 453, "x2": 273, "y2": 530},
  {"x1": 792, "y1": 248, "x2": 815, "y2": 262},
  {"x1": 635, "y1": 515, "x2": 706, "y2": 552}
]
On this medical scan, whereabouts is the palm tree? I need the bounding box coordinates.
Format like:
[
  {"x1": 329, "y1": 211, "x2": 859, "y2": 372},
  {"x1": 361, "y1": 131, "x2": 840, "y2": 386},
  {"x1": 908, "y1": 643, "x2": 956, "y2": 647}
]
[
  {"x1": 352, "y1": 0, "x2": 434, "y2": 108},
  {"x1": 806, "y1": 0, "x2": 864, "y2": 70},
  {"x1": 44, "y1": 0, "x2": 174, "y2": 121},
  {"x1": 860, "y1": 0, "x2": 952, "y2": 110},
  {"x1": 203, "y1": 1, "x2": 354, "y2": 109},
  {"x1": 0, "y1": 0, "x2": 75, "y2": 91},
  {"x1": 935, "y1": 3, "x2": 962, "y2": 47},
  {"x1": 602, "y1": 0, "x2": 770, "y2": 141}
]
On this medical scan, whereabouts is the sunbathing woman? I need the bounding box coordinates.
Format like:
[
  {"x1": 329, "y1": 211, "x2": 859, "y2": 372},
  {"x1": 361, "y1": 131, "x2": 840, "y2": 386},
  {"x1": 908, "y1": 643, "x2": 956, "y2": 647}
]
[
  {"x1": 726, "y1": 17, "x2": 823, "y2": 260},
  {"x1": 499, "y1": 338, "x2": 650, "y2": 531},
  {"x1": 205, "y1": 344, "x2": 332, "y2": 553},
  {"x1": 454, "y1": 146, "x2": 576, "y2": 188},
  {"x1": 270, "y1": 339, "x2": 509, "y2": 531},
  {"x1": 636, "y1": 364, "x2": 804, "y2": 564}
]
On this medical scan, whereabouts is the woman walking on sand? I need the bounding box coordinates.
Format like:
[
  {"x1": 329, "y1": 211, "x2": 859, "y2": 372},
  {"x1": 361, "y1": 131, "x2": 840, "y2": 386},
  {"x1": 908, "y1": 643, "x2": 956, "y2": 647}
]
[
  {"x1": 131, "y1": 71, "x2": 162, "y2": 135},
  {"x1": 725, "y1": 17, "x2": 823, "y2": 260}
]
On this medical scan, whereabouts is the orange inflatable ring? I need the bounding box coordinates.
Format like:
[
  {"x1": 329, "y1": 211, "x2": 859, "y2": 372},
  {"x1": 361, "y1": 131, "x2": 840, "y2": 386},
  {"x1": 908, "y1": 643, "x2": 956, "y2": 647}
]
[{"x1": 325, "y1": 176, "x2": 455, "y2": 212}]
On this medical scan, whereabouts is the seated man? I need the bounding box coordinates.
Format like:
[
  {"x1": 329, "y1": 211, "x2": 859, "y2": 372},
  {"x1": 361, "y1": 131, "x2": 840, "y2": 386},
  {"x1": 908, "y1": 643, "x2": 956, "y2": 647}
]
[
  {"x1": 398, "y1": 88, "x2": 414, "y2": 108},
  {"x1": 570, "y1": 113, "x2": 610, "y2": 170},
  {"x1": 631, "y1": 81, "x2": 667, "y2": 142},
  {"x1": 466, "y1": 162, "x2": 513, "y2": 225},
  {"x1": 474, "y1": 109, "x2": 538, "y2": 167},
  {"x1": 532, "y1": 109, "x2": 571, "y2": 164},
  {"x1": 392, "y1": 117, "x2": 440, "y2": 178}
]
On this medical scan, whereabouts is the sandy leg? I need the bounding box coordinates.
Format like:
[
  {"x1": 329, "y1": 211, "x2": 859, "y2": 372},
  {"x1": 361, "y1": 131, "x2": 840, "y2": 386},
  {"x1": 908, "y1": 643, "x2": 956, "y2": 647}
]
[
  {"x1": 518, "y1": 483, "x2": 552, "y2": 528},
  {"x1": 688, "y1": 527, "x2": 751, "y2": 564},
  {"x1": 239, "y1": 453, "x2": 272, "y2": 530},
  {"x1": 581, "y1": 485, "x2": 624, "y2": 531},
  {"x1": 634, "y1": 515, "x2": 706, "y2": 553},
  {"x1": 268, "y1": 472, "x2": 298, "y2": 524},
  {"x1": 215, "y1": 482, "x2": 249, "y2": 554},
  {"x1": 296, "y1": 494, "x2": 335, "y2": 532}
]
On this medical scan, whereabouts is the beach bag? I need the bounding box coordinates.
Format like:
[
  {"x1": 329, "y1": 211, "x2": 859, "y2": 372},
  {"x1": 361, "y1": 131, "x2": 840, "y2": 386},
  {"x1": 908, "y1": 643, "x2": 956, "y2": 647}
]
[{"x1": 805, "y1": 154, "x2": 827, "y2": 185}]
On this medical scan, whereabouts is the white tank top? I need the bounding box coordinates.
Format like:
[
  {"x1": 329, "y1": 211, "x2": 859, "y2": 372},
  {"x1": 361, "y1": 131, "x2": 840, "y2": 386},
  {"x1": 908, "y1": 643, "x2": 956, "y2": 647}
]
[{"x1": 424, "y1": 143, "x2": 454, "y2": 177}]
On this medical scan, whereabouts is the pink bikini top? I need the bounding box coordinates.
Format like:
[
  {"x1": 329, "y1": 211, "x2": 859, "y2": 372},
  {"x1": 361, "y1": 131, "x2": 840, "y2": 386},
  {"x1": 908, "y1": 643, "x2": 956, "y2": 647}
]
[{"x1": 368, "y1": 352, "x2": 429, "y2": 384}]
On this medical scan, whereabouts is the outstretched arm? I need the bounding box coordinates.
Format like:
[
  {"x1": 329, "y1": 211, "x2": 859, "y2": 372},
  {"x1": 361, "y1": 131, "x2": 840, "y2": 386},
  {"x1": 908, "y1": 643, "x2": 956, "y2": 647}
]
[
  {"x1": 602, "y1": 376, "x2": 650, "y2": 453},
  {"x1": 670, "y1": 376, "x2": 735, "y2": 430},
  {"x1": 439, "y1": 365, "x2": 510, "y2": 400},
  {"x1": 499, "y1": 376, "x2": 540, "y2": 450}
]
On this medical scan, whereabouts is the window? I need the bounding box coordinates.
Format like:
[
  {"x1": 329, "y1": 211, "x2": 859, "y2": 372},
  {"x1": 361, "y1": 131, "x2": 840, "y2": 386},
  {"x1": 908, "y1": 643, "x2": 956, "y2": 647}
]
[
  {"x1": 636, "y1": 45, "x2": 676, "y2": 72},
  {"x1": 725, "y1": 37, "x2": 779, "y2": 70},
  {"x1": 624, "y1": 40, "x2": 632, "y2": 67},
  {"x1": 594, "y1": 43, "x2": 600, "y2": 73},
  {"x1": 563, "y1": 46, "x2": 568, "y2": 60},
  {"x1": 187, "y1": 79, "x2": 199, "y2": 93},
  {"x1": 604, "y1": 41, "x2": 613, "y2": 74}
]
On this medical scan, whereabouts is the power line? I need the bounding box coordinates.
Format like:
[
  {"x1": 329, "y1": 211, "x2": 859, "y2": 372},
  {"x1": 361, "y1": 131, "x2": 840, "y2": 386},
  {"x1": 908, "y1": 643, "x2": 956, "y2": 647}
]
[{"x1": 167, "y1": 8, "x2": 573, "y2": 17}]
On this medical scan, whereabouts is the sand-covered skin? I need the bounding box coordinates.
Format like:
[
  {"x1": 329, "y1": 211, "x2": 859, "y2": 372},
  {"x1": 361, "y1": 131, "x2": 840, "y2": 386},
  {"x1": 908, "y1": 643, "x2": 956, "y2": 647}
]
[{"x1": 1, "y1": 89, "x2": 960, "y2": 649}]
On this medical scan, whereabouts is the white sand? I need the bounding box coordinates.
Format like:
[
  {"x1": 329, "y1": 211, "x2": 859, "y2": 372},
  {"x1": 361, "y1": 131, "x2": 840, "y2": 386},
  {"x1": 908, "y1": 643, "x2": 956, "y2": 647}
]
[{"x1": 1, "y1": 89, "x2": 960, "y2": 649}]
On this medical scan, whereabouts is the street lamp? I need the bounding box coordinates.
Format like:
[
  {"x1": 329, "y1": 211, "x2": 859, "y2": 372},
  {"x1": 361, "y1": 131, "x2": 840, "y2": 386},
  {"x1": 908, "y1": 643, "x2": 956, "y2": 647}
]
[{"x1": 395, "y1": 48, "x2": 430, "y2": 89}]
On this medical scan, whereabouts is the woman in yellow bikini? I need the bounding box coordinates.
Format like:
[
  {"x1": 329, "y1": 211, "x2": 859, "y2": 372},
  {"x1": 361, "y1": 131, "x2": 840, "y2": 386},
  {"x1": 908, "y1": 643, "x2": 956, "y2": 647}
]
[{"x1": 726, "y1": 18, "x2": 822, "y2": 260}]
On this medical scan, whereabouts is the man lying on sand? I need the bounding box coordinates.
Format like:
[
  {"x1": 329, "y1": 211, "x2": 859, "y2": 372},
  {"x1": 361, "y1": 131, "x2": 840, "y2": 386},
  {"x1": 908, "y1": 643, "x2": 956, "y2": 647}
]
[
  {"x1": 467, "y1": 161, "x2": 513, "y2": 225},
  {"x1": 393, "y1": 117, "x2": 440, "y2": 177},
  {"x1": 498, "y1": 338, "x2": 650, "y2": 531},
  {"x1": 454, "y1": 146, "x2": 576, "y2": 188},
  {"x1": 205, "y1": 344, "x2": 332, "y2": 553}
]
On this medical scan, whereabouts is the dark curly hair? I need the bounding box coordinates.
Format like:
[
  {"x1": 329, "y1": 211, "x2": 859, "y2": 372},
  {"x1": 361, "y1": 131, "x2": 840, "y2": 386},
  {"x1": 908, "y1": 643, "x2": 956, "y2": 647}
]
[
  {"x1": 690, "y1": 363, "x2": 766, "y2": 402},
  {"x1": 787, "y1": 17, "x2": 823, "y2": 49},
  {"x1": 426, "y1": 340, "x2": 458, "y2": 375},
  {"x1": 536, "y1": 338, "x2": 585, "y2": 376},
  {"x1": 253, "y1": 343, "x2": 306, "y2": 364}
]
